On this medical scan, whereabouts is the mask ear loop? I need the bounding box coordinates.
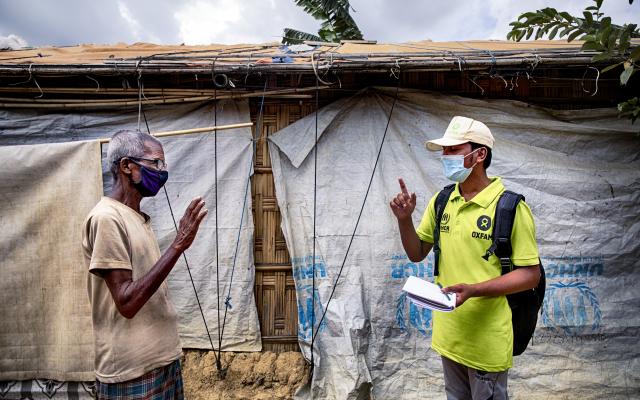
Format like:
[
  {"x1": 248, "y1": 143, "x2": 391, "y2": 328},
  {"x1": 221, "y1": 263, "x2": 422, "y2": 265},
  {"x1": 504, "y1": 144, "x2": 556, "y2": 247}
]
[{"x1": 464, "y1": 147, "x2": 485, "y2": 169}]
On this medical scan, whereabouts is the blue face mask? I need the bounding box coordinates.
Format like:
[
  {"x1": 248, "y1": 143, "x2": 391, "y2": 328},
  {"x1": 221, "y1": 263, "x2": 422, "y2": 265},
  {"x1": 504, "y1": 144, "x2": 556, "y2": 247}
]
[
  {"x1": 128, "y1": 159, "x2": 169, "y2": 197},
  {"x1": 440, "y1": 149, "x2": 479, "y2": 183}
]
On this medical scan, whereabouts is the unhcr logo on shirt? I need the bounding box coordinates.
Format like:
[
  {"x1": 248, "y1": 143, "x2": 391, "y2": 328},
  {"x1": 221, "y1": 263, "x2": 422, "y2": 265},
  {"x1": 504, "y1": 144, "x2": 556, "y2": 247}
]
[
  {"x1": 440, "y1": 212, "x2": 450, "y2": 233},
  {"x1": 441, "y1": 212, "x2": 450, "y2": 225}
]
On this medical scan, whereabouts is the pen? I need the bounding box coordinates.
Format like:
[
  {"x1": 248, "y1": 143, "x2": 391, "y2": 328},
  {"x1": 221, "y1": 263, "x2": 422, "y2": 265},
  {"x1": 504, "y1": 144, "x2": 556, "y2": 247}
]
[{"x1": 437, "y1": 282, "x2": 452, "y2": 301}]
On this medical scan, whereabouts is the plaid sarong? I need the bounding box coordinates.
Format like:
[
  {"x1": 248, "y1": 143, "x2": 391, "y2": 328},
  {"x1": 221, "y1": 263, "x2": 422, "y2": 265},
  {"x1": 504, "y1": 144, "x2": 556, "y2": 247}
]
[{"x1": 96, "y1": 359, "x2": 184, "y2": 400}]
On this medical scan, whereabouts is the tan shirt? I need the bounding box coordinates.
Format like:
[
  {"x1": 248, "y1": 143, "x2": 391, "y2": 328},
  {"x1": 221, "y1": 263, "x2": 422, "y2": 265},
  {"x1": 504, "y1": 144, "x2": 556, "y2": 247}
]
[{"x1": 82, "y1": 197, "x2": 182, "y2": 383}]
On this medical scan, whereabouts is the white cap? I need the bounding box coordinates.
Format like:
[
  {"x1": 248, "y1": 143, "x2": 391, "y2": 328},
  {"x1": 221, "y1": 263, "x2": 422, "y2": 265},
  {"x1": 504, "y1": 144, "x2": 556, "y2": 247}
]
[{"x1": 426, "y1": 116, "x2": 494, "y2": 151}]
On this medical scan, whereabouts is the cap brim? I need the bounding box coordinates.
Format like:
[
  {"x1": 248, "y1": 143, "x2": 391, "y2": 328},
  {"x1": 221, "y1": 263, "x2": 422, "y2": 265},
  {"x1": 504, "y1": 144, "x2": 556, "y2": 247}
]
[{"x1": 425, "y1": 137, "x2": 469, "y2": 151}]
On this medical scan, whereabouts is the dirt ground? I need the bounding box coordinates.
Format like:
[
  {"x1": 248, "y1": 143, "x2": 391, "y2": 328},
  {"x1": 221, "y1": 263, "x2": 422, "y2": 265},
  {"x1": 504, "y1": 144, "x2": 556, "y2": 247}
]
[{"x1": 182, "y1": 350, "x2": 310, "y2": 400}]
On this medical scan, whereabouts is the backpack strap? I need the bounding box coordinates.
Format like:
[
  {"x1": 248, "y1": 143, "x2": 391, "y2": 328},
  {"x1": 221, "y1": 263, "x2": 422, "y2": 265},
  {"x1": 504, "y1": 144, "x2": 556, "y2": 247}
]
[
  {"x1": 481, "y1": 190, "x2": 525, "y2": 275},
  {"x1": 432, "y1": 184, "x2": 456, "y2": 277}
]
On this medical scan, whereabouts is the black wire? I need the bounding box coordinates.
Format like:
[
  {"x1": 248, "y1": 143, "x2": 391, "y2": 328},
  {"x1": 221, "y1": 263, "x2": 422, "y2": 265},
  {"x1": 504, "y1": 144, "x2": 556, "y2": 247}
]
[
  {"x1": 141, "y1": 109, "x2": 220, "y2": 366},
  {"x1": 211, "y1": 59, "x2": 222, "y2": 370},
  {"x1": 312, "y1": 78, "x2": 401, "y2": 341},
  {"x1": 163, "y1": 186, "x2": 220, "y2": 365},
  {"x1": 217, "y1": 79, "x2": 268, "y2": 363},
  {"x1": 310, "y1": 77, "x2": 319, "y2": 371}
]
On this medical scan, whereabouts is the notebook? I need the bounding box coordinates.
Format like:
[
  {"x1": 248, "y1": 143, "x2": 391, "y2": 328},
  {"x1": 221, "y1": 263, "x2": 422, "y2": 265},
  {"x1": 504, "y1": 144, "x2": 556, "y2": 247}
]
[{"x1": 402, "y1": 276, "x2": 457, "y2": 312}]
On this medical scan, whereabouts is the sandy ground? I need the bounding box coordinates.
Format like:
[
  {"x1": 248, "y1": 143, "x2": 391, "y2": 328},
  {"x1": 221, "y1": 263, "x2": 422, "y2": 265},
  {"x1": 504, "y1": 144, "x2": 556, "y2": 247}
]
[{"x1": 182, "y1": 350, "x2": 310, "y2": 400}]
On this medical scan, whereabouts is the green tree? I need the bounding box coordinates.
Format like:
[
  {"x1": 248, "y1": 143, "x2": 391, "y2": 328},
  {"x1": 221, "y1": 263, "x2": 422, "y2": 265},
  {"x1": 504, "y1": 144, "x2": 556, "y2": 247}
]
[
  {"x1": 507, "y1": 0, "x2": 640, "y2": 125},
  {"x1": 282, "y1": 0, "x2": 363, "y2": 45}
]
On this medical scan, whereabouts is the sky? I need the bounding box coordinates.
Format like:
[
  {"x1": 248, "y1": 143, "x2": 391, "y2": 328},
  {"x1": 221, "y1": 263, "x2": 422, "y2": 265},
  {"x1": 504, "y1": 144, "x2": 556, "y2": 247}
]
[{"x1": 0, "y1": 0, "x2": 638, "y2": 48}]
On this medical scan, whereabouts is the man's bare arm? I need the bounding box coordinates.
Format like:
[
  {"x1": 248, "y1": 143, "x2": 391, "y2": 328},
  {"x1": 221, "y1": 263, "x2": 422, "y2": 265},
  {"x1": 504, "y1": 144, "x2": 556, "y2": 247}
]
[
  {"x1": 99, "y1": 197, "x2": 208, "y2": 318},
  {"x1": 443, "y1": 265, "x2": 541, "y2": 307}
]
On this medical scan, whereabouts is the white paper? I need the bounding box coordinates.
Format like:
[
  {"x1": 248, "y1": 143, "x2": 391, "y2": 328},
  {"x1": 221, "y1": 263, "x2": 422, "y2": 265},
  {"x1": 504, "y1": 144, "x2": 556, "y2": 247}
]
[{"x1": 402, "y1": 276, "x2": 456, "y2": 312}]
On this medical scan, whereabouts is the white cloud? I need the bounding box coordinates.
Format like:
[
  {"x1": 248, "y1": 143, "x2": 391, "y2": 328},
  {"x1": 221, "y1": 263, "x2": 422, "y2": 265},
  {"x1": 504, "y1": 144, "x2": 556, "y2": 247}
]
[
  {"x1": 0, "y1": 33, "x2": 28, "y2": 49},
  {"x1": 117, "y1": 1, "x2": 161, "y2": 43},
  {"x1": 175, "y1": 0, "x2": 244, "y2": 44},
  {"x1": 1, "y1": 0, "x2": 638, "y2": 47},
  {"x1": 173, "y1": 0, "x2": 319, "y2": 45}
]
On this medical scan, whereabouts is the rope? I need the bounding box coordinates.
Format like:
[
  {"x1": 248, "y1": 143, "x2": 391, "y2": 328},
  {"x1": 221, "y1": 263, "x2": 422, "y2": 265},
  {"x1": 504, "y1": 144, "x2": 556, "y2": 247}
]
[
  {"x1": 141, "y1": 109, "x2": 221, "y2": 366},
  {"x1": 137, "y1": 69, "x2": 142, "y2": 131},
  {"x1": 310, "y1": 76, "x2": 319, "y2": 372},
  {"x1": 217, "y1": 79, "x2": 268, "y2": 365},
  {"x1": 312, "y1": 76, "x2": 401, "y2": 343},
  {"x1": 211, "y1": 59, "x2": 222, "y2": 373}
]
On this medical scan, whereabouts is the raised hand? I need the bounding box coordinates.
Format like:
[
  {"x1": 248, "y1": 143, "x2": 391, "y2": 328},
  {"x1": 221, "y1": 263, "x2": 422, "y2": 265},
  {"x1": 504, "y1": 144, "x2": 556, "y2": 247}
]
[
  {"x1": 172, "y1": 197, "x2": 208, "y2": 252},
  {"x1": 390, "y1": 178, "x2": 417, "y2": 221}
]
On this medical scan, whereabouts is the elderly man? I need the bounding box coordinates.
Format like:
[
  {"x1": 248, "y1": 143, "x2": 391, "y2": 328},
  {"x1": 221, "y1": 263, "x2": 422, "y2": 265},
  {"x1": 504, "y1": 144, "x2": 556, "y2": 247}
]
[
  {"x1": 82, "y1": 129, "x2": 207, "y2": 399},
  {"x1": 390, "y1": 116, "x2": 540, "y2": 400}
]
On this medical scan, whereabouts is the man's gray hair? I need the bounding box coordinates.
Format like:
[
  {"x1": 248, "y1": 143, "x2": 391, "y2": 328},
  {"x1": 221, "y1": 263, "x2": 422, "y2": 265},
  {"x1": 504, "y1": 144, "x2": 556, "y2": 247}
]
[{"x1": 107, "y1": 129, "x2": 161, "y2": 180}]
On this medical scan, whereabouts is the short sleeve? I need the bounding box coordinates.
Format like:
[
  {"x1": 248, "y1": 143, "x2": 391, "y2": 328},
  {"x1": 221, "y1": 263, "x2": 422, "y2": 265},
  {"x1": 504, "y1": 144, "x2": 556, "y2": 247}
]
[
  {"x1": 415, "y1": 193, "x2": 438, "y2": 244},
  {"x1": 86, "y1": 212, "x2": 133, "y2": 273},
  {"x1": 510, "y1": 200, "x2": 540, "y2": 267}
]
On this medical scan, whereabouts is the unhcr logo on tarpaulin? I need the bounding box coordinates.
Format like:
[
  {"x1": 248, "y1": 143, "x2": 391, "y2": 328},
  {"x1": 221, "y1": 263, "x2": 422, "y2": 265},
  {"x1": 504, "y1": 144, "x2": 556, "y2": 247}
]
[
  {"x1": 292, "y1": 255, "x2": 328, "y2": 341},
  {"x1": 389, "y1": 254, "x2": 435, "y2": 337},
  {"x1": 540, "y1": 256, "x2": 603, "y2": 336}
]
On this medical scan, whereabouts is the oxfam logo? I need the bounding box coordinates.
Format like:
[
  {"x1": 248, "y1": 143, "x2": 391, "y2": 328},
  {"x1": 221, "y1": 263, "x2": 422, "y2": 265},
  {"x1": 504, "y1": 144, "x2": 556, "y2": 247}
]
[{"x1": 477, "y1": 215, "x2": 491, "y2": 231}]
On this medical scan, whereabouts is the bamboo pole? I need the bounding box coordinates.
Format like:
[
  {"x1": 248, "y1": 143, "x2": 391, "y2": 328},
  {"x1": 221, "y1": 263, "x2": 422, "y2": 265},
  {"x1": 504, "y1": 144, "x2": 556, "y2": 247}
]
[
  {"x1": 0, "y1": 86, "x2": 330, "y2": 108},
  {"x1": 0, "y1": 87, "x2": 238, "y2": 96},
  {"x1": 0, "y1": 55, "x2": 601, "y2": 76},
  {"x1": 98, "y1": 122, "x2": 253, "y2": 144}
]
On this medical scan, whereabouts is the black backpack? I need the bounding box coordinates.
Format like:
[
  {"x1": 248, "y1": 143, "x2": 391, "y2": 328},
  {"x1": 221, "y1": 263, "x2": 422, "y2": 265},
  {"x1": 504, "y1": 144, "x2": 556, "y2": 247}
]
[{"x1": 433, "y1": 184, "x2": 546, "y2": 356}]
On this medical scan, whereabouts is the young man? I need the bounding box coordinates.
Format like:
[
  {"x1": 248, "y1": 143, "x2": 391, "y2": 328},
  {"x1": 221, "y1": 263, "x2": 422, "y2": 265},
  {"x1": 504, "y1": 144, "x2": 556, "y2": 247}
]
[
  {"x1": 390, "y1": 116, "x2": 540, "y2": 400},
  {"x1": 82, "y1": 130, "x2": 208, "y2": 399}
]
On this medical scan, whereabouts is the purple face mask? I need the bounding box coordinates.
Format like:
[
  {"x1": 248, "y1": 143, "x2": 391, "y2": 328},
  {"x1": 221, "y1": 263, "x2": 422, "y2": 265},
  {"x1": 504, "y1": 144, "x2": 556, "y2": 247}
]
[{"x1": 129, "y1": 160, "x2": 169, "y2": 197}]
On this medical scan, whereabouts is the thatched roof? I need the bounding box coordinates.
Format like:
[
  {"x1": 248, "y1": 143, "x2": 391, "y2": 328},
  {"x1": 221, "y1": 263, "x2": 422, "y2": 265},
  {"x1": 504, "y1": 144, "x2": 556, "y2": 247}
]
[{"x1": 0, "y1": 39, "x2": 616, "y2": 75}]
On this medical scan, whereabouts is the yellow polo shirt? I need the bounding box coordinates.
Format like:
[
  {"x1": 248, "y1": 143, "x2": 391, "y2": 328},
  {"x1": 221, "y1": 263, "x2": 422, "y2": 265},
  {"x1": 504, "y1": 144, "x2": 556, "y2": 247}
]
[{"x1": 416, "y1": 177, "x2": 539, "y2": 371}]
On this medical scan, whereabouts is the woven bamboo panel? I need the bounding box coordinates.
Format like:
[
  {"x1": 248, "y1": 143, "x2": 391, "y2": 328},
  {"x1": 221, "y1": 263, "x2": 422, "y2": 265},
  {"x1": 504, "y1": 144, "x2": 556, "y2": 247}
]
[{"x1": 252, "y1": 99, "x2": 316, "y2": 352}]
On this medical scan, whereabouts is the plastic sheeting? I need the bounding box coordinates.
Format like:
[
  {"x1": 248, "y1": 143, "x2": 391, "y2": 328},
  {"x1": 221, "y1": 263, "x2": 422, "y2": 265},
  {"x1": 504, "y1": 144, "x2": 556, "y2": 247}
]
[
  {"x1": 269, "y1": 88, "x2": 640, "y2": 399},
  {"x1": 0, "y1": 140, "x2": 101, "y2": 381},
  {"x1": 0, "y1": 101, "x2": 261, "y2": 383}
]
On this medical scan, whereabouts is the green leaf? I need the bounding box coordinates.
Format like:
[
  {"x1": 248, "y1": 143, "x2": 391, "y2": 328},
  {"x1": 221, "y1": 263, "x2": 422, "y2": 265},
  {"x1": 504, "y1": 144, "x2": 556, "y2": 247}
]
[
  {"x1": 559, "y1": 12, "x2": 573, "y2": 21},
  {"x1": 592, "y1": 52, "x2": 613, "y2": 62},
  {"x1": 620, "y1": 63, "x2": 635, "y2": 85},
  {"x1": 601, "y1": 62, "x2": 623, "y2": 73},
  {"x1": 517, "y1": 29, "x2": 527, "y2": 41},
  {"x1": 630, "y1": 46, "x2": 640, "y2": 61},
  {"x1": 568, "y1": 29, "x2": 583, "y2": 42},
  {"x1": 526, "y1": 27, "x2": 534, "y2": 40},
  {"x1": 535, "y1": 27, "x2": 545, "y2": 39},
  {"x1": 282, "y1": 28, "x2": 322, "y2": 44},
  {"x1": 595, "y1": 0, "x2": 604, "y2": 9},
  {"x1": 607, "y1": 32, "x2": 618, "y2": 51},
  {"x1": 585, "y1": 6, "x2": 599, "y2": 11},
  {"x1": 559, "y1": 26, "x2": 572, "y2": 37},
  {"x1": 582, "y1": 41, "x2": 605, "y2": 51},
  {"x1": 620, "y1": 24, "x2": 638, "y2": 53},
  {"x1": 542, "y1": 8, "x2": 557, "y2": 18},
  {"x1": 583, "y1": 11, "x2": 594, "y2": 25},
  {"x1": 600, "y1": 26, "x2": 612, "y2": 46},
  {"x1": 549, "y1": 25, "x2": 561, "y2": 40}
]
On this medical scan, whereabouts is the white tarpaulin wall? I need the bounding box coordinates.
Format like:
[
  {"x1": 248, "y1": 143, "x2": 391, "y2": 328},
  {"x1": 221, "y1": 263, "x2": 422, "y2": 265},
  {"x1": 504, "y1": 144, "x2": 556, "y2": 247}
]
[
  {"x1": 0, "y1": 101, "x2": 261, "y2": 384},
  {"x1": 0, "y1": 141, "x2": 102, "y2": 382},
  {"x1": 268, "y1": 87, "x2": 640, "y2": 399}
]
